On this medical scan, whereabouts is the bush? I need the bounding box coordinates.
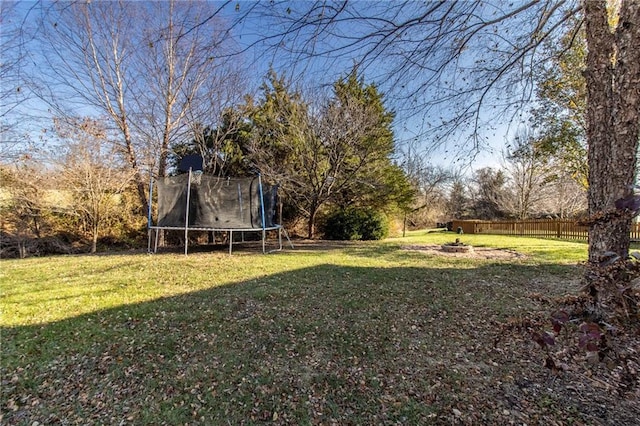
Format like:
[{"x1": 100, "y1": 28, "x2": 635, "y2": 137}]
[
  {"x1": 0, "y1": 231, "x2": 78, "y2": 258},
  {"x1": 322, "y1": 208, "x2": 389, "y2": 241}
]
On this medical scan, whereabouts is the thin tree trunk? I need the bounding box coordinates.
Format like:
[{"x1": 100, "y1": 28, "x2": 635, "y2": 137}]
[
  {"x1": 92, "y1": 233, "x2": 98, "y2": 254},
  {"x1": 122, "y1": 129, "x2": 149, "y2": 214},
  {"x1": 157, "y1": 7, "x2": 175, "y2": 179},
  {"x1": 307, "y1": 201, "x2": 318, "y2": 239}
]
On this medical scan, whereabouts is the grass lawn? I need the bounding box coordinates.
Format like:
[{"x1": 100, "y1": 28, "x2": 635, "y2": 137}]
[{"x1": 1, "y1": 231, "x2": 638, "y2": 425}]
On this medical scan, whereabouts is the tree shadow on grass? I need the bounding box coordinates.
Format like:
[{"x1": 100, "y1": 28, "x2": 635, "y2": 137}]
[{"x1": 2, "y1": 263, "x2": 636, "y2": 425}]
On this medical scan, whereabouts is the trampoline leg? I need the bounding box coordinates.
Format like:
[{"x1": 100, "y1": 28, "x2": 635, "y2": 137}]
[
  {"x1": 154, "y1": 229, "x2": 160, "y2": 253},
  {"x1": 229, "y1": 230, "x2": 233, "y2": 255},
  {"x1": 282, "y1": 227, "x2": 294, "y2": 249},
  {"x1": 262, "y1": 229, "x2": 266, "y2": 254}
]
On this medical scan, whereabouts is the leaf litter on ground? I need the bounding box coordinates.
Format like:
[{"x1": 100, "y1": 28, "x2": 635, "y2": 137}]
[{"x1": 1, "y1": 238, "x2": 639, "y2": 425}]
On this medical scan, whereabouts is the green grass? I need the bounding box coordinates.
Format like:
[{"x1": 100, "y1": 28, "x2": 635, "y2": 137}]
[
  {"x1": 389, "y1": 229, "x2": 589, "y2": 263},
  {"x1": 3, "y1": 232, "x2": 636, "y2": 425}
]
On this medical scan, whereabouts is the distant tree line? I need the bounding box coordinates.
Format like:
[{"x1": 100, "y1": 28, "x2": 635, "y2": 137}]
[{"x1": 404, "y1": 132, "x2": 588, "y2": 231}]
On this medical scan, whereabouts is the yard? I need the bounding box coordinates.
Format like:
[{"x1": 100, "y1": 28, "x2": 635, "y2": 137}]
[{"x1": 1, "y1": 232, "x2": 638, "y2": 425}]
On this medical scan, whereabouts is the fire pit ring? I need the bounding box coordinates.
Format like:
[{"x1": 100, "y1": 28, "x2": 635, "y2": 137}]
[
  {"x1": 441, "y1": 244, "x2": 474, "y2": 253},
  {"x1": 441, "y1": 238, "x2": 474, "y2": 253}
]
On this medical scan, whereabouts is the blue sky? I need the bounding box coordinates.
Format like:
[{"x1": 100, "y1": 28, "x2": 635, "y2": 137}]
[
  {"x1": 1, "y1": 0, "x2": 550, "y2": 172},
  {"x1": 221, "y1": 1, "x2": 532, "y2": 172}
]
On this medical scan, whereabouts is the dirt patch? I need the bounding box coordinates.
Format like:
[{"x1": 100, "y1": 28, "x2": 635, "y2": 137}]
[{"x1": 402, "y1": 244, "x2": 526, "y2": 260}]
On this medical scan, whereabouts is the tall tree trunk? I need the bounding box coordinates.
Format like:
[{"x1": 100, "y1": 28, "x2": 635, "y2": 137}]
[
  {"x1": 91, "y1": 232, "x2": 98, "y2": 254},
  {"x1": 584, "y1": 1, "x2": 640, "y2": 293},
  {"x1": 307, "y1": 200, "x2": 318, "y2": 239},
  {"x1": 122, "y1": 127, "x2": 149, "y2": 214},
  {"x1": 157, "y1": 1, "x2": 175, "y2": 179}
]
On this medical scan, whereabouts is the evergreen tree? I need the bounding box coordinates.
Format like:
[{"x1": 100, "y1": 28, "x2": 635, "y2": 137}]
[
  {"x1": 446, "y1": 180, "x2": 470, "y2": 220},
  {"x1": 171, "y1": 109, "x2": 253, "y2": 177},
  {"x1": 246, "y1": 69, "x2": 413, "y2": 238}
]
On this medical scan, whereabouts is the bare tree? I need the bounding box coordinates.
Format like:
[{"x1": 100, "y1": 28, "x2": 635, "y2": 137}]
[
  {"x1": 181, "y1": 65, "x2": 249, "y2": 177},
  {"x1": 29, "y1": 2, "x2": 149, "y2": 211},
  {"x1": 244, "y1": 73, "x2": 343, "y2": 238},
  {"x1": 543, "y1": 172, "x2": 587, "y2": 218},
  {"x1": 500, "y1": 128, "x2": 553, "y2": 219},
  {"x1": 469, "y1": 167, "x2": 508, "y2": 220},
  {"x1": 302, "y1": 78, "x2": 403, "y2": 237},
  {"x1": 27, "y1": 1, "x2": 243, "y2": 212},
  {"x1": 133, "y1": 0, "x2": 239, "y2": 178},
  {"x1": 0, "y1": 160, "x2": 51, "y2": 258},
  {"x1": 52, "y1": 117, "x2": 134, "y2": 253},
  {"x1": 401, "y1": 143, "x2": 452, "y2": 229}
]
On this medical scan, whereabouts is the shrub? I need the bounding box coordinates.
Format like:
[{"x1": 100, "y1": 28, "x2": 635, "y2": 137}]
[{"x1": 322, "y1": 208, "x2": 389, "y2": 241}]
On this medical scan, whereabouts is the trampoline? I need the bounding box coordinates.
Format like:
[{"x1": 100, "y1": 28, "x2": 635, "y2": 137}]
[{"x1": 147, "y1": 169, "x2": 291, "y2": 254}]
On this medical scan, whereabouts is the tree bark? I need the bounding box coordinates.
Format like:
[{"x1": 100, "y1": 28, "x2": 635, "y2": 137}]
[
  {"x1": 91, "y1": 231, "x2": 98, "y2": 254},
  {"x1": 581, "y1": 0, "x2": 640, "y2": 321},
  {"x1": 122, "y1": 128, "x2": 149, "y2": 214},
  {"x1": 307, "y1": 200, "x2": 318, "y2": 239},
  {"x1": 584, "y1": 0, "x2": 640, "y2": 264}
]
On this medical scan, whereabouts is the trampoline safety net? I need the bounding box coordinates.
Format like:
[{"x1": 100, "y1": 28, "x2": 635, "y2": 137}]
[{"x1": 155, "y1": 174, "x2": 278, "y2": 229}]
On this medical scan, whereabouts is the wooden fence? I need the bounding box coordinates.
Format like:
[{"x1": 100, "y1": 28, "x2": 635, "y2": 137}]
[{"x1": 451, "y1": 219, "x2": 640, "y2": 241}]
